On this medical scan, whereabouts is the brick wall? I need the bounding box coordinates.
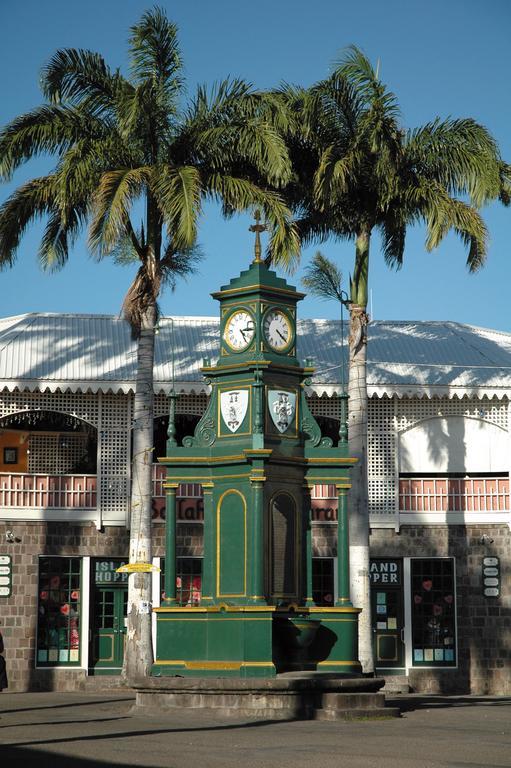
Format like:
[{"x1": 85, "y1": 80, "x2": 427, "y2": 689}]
[
  {"x1": 370, "y1": 524, "x2": 511, "y2": 695},
  {"x1": 0, "y1": 521, "x2": 166, "y2": 692}
]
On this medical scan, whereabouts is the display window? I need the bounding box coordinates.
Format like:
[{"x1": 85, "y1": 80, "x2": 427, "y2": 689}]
[
  {"x1": 37, "y1": 557, "x2": 82, "y2": 666},
  {"x1": 411, "y1": 558, "x2": 456, "y2": 666},
  {"x1": 312, "y1": 558, "x2": 334, "y2": 606},
  {"x1": 160, "y1": 557, "x2": 202, "y2": 605}
]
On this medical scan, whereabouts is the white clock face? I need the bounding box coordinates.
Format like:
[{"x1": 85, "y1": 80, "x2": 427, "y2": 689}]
[
  {"x1": 224, "y1": 310, "x2": 255, "y2": 351},
  {"x1": 263, "y1": 309, "x2": 292, "y2": 351}
]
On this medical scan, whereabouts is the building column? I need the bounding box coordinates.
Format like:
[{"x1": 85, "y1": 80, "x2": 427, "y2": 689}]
[
  {"x1": 163, "y1": 483, "x2": 178, "y2": 603},
  {"x1": 304, "y1": 486, "x2": 314, "y2": 606},
  {"x1": 336, "y1": 483, "x2": 352, "y2": 606},
  {"x1": 200, "y1": 482, "x2": 215, "y2": 604},
  {"x1": 248, "y1": 476, "x2": 266, "y2": 603}
]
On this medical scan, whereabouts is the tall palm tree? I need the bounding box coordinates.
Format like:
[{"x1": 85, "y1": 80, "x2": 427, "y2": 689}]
[
  {"x1": 279, "y1": 46, "x2": 510, "y2": 673},
  {"x1": 0, "y1": 7, "x2": 299, "y2": 680}
]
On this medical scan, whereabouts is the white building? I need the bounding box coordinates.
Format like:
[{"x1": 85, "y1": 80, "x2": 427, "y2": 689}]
[{"x1": 0, "y1": 313, "x2": 509, "y2": 693}]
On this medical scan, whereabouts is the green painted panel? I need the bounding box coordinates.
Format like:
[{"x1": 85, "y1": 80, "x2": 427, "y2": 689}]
[
  {"x1": 218, "y1": 492, "x2": 246, "y2": 598},
  {"x1": 270, "y1": 493, "x2": 298, "y2": 599}
]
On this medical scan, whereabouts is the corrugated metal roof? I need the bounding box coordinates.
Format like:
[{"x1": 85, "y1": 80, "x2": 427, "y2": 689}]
[{"x1": 0, "y1": 313, "x2": 510, "y2": 398}]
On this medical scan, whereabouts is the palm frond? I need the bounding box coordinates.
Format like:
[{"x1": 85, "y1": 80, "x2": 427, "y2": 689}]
[
  {"x1": 129, "y1": 7, "x2": 183, "y2": 99},
  {"x1": 89, "y1": 167, "x2": 151, "y2": 257},
  {"x1": 0, "y1": 175, "x2": 58, "y2": 267},
  {"x1": 0, "y1": 105, "x2": 104, "y2": 180},
  {"x1": 302, "y1": 251, "x2": 344, "y2": 302},
  {"x1": 154, "y1": 164, "x2": 202, "y2": 250},
  {"x1": 405, "y1": 118, "x2": 502, "y2": 206},
  {"x1": 41, "y1": 47, "x2": 123, "y2": 117}
]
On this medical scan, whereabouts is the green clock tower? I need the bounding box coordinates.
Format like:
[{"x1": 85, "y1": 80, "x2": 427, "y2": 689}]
[{"x1": 153, "y1": 219, "x2": 361, "y2": 678}]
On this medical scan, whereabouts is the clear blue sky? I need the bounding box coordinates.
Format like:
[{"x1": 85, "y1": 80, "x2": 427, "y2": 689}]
[{"x1": 1, "y1": 0, "x2": 510, "y2": 330}]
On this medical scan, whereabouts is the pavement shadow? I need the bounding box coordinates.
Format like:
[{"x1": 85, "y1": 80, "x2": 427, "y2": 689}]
[
  {"x1": 5, "y1": 718, "x2": 295, "y2": 750},
  {"x1": 392, "y1": 695, "x2": 511, "y2": 712},
  {"x1": 0, "y1": 716, "x2": 131, "y2": 729},
  {"x1": 0, "y1": 745, "x2": 146, "y2": 768},
  {"x1": 0, "y1": 697, "x2": 135, "y2": 715}
]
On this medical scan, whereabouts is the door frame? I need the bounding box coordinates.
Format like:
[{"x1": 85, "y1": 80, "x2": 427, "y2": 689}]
[
  {"x1": 88, "y1": 558, "x2": 128, "y2": 675},
  {"x1": 370, "y1": 557, "x2": 406, "y2": 673}
]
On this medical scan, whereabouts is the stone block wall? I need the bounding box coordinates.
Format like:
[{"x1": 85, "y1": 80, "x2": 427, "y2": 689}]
[
  {"x1": 0, "y1": 521, "x2": 166, "y2": 692},
  {"x1": 370, "y1": 524, "x2": 510, "y2": 695}
]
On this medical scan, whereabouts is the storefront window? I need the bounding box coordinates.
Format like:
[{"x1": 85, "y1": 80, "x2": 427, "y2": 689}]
[
  {"x1": 312, "y1": 558, "x2": 334, "y2": 606},
  {"x1": 160, "y1": 557, "x2": 202, "y2": 605},
  {"x1": 411, "y1": 558, "x2": 456, "y2": 666},
  {"x1": 37, "y1": 557, "x2": 81, "y2": 666}
]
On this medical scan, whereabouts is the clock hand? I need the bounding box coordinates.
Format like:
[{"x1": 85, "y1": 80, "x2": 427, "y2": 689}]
[
  {"x1": 240, "y1": 328, "x2": 247, "y2": 341},
  {"x1": 276, "y1": 329, "x2": 287, "y2": 342}
]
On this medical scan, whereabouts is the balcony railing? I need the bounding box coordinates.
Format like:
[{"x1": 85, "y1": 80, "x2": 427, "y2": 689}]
[
  {"x1": 0, "y1": 473, "x2": 97, "y2": 509},
  {"x1": 152, "y1": 464, "x2": 203, "y2": 521},
  {"x1": 399, "y1": 477, "x2": 510, "y2": 513}
]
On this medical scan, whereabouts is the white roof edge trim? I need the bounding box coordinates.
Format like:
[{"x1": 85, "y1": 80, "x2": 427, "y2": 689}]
[
  {"x1": 0, "y1": 380, "x2": 211, "y2": 396},
  {"x1": 0, "y1": 380, "x2": 507, "y2": 400},
  {"x1": 367, "y1": 385, "x2": 510, "y2": 400}
]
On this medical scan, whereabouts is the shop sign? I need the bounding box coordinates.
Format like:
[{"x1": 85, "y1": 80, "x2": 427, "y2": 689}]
[
  {"x1": 482, "y1": 557, "x2": 500, "y2": 597},
  {"x1": 152, "y1": 497, "x2": 204, "y2": 522},
  {"x1": 369, "y1": 559, "x2": 401, "y2": 586},
  {"x1": 95, "y1": 559, "x2": 128, "y2": 584},
  {"x1": 311, "y1": 499, "x2": 338, "y2": 522},
  {"x1": 0, "y1": 554, "x2": 12, "y2": 597}
]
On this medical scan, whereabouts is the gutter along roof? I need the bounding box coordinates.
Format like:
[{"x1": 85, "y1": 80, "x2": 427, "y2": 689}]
[{"x1": 0, "y1": 313, "x2": 510, "y2": 399}]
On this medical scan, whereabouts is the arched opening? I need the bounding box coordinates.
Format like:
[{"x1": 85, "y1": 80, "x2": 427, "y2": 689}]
[
  {"x1": 269, "y1": 492, "x2": 298, "y2": 603},
  {"x1": 0, "y1": 410, "x2": 97, "y2": 474},
  {"x1": 152, "y1": 413, "x2": 202, "y2": 456}
]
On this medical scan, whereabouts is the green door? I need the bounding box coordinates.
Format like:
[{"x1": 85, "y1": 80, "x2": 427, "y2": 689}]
[
  {"x1": 370, "y1": 559, "x2": 405, "y2": 670},
  {"x1": 90, "y1": 559, "x2": 128, "y2": 674}
]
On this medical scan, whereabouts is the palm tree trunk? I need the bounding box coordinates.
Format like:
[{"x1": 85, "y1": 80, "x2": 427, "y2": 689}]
[
  {"x1": 124, "y1": 303, "x2": 156, "y2": 682},
  {"x1": 348, "y1": 228, "x2": 374, "y2": 674}
]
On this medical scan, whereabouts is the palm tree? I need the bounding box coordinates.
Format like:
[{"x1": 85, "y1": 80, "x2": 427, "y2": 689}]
[
  {"x1": 0, "y1": 7, "x2": 299, "y2": 680},
  {"x1": 279, "y1": 46, "x2": 510, "y2": 673}
]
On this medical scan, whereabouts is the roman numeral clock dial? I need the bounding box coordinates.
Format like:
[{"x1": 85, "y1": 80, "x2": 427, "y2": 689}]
[{"x1": 263, "y1": 309, "x2": 292, "y2": 351}]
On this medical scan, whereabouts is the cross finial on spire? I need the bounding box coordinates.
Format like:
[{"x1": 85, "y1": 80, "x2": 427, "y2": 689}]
[{"x1": 249, "y1": 210, "x2": 266, "y2": 263}]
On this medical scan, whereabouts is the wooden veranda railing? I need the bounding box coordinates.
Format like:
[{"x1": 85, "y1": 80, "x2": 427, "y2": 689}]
[
  {"x1": 399, "y1": 477, "x2": 509, "y2": 513},
  {"x1": 0, "y1": 473, "x2": 97, "y2": 509}
]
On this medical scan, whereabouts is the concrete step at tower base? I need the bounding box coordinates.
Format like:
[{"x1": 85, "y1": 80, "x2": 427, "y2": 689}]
[{"x1": 381, "y1": 675, "x2": 411, "y2": 694}]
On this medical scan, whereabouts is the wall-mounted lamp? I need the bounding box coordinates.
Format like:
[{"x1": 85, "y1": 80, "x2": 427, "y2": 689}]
[
  {"x1": 5, "y1": 530, "x2": 17, "y2": 543},
  {"x1": 480, "y1": 534, "x2": 494, "y2": 545}
]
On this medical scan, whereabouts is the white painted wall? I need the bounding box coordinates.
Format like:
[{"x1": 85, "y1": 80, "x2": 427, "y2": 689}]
[{"x1": 398, "y1": 416, "x2": 509, "y2": 473}]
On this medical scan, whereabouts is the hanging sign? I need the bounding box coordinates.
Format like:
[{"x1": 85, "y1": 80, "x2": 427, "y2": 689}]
[
  {"x1": 220, "y1": 390, "x2": 249, "y2": 433},
  {"x1": 0, "y1": 555, "x2": 12, "y2": 597},
  {"x1": 482, "y1": 556, "x2": 500, "y2": 597},
  {"x1": 268, "y1": 390, "x2": 296, "y2": 433},
  {"x1": 116, "y1": 563, "x2": 161, "y2": 574}
]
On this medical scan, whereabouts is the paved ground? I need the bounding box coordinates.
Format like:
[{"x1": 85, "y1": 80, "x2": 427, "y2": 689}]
[{"x1": 0, "y1": 691, "x2": 510, "y2": 768}]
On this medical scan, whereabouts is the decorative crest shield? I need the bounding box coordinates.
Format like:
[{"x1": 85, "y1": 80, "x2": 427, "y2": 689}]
[
  {"x1": 220, "y1": 390, "x2": 249, "y2": 433},
  {"x1": 268, "y1": 390, "x2": 296, "y2": 434}
]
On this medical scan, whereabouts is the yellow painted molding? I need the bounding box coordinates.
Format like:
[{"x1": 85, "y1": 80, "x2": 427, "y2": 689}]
[
  {"x1": 212, "y1": 283, "x2": 305, "y2": 299},
  {"x1": 154, "y1": 604, "x2": 276, "y2": 613},
  {"x1": 156, "y1": 661, "x2": 275, "y2": 669},
  {"x1": 217, "y1": 489, "x2": 247, "y2": 598},
  {"x1": 157, "y1": 617, "x2": 271, "y2": 622},
  {"x1": 162, "y1": 454, "x2": 246, "y2": 463}
]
